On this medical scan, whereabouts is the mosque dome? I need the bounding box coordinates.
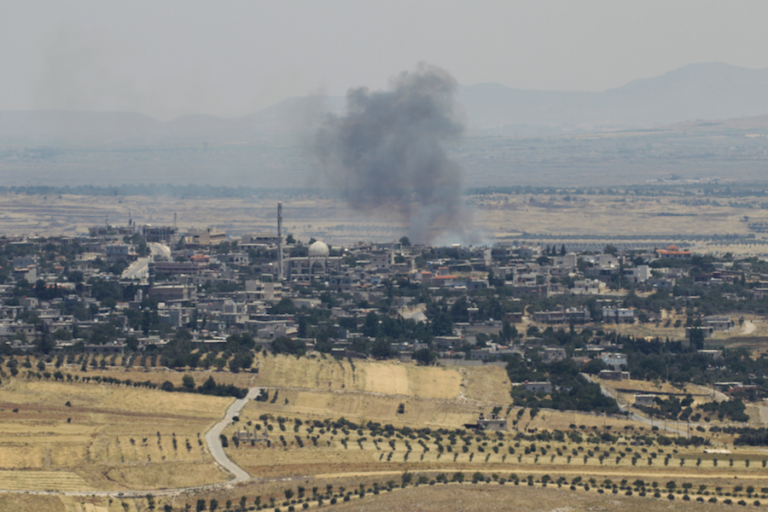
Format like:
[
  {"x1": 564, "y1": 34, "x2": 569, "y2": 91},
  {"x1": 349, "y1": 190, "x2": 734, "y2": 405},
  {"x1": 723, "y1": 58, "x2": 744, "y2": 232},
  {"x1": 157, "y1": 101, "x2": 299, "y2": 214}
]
[{"x1": 308, "y1": 240, "x2": 330, "y2": 258}]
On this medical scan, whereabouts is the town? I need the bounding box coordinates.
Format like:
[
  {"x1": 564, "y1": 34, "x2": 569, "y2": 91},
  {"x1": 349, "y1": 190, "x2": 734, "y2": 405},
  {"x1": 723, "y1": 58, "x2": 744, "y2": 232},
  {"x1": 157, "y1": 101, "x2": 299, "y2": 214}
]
[
  {"x1": 3, "y1": 203, "x2": 768, "y2": 512},
  {"x1": 2, "y1": 204, "x2": 762, "y2": 374}
]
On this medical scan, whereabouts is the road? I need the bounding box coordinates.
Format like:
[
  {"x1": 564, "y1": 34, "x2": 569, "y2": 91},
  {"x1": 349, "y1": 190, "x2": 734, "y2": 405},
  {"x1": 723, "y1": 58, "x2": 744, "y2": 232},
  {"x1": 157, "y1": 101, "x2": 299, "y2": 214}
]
[
  {"x1": 205, "y1": 387, "x2": 260, "y2": 483},
  {"x1": 121, "y1": 256, "x2": 150, "y2": 280},
  {"x1": 121, "y1": 243, "x2": 171, "y2": 280},
  {"x1": 581, "y1": 373, "x2": 690, "y2": 437}
]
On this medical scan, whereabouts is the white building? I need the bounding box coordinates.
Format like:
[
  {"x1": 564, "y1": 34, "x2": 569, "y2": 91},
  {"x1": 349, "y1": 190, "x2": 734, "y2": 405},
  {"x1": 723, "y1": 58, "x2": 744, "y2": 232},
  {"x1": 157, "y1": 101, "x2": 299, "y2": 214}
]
[
  {"x1": 599, "y1": 352, "x2": 628, "y2": 370},
  {"x1": 623, "y1": 265, "x2": 650, "y2": 283},
  {"x1": 543, "y1": 347, "x2": 567, "y2": 363},
  {"x1": 282, "y1": 241, "x2": 341, "y2": 281},
  {"x1": 552, "y1": 253, "x2": 577, "y2": 270},
  {"x1": 572, "y1": 279, "x2": 604, "y2": 295},
  {"x1": 105, "y1": 243, "x2": 136, "y2": 259},
  {"x1": 245, "y1": 280, "x2": 283, "y2": 301}
]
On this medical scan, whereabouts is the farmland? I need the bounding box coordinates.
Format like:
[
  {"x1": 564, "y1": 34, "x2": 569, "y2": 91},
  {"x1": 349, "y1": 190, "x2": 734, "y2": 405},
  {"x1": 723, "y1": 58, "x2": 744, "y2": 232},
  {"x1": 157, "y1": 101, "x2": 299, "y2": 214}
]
[
  {"x1": 0, "y1": 377, "x2": 231, "y2": 491},
  {"x1": 3, "y1": 351, "x2": 768, "y2": 511}
]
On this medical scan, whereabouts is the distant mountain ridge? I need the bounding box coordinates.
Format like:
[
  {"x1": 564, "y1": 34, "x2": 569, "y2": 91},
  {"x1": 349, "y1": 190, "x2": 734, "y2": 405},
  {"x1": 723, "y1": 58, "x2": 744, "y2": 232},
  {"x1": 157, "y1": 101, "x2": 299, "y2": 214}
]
[
  {"x1": 458, "y1": 63, "x2": 768, "y2": 133},
  {"x1": 2, "y1": 62, "x2": 768, "y2": 143}
]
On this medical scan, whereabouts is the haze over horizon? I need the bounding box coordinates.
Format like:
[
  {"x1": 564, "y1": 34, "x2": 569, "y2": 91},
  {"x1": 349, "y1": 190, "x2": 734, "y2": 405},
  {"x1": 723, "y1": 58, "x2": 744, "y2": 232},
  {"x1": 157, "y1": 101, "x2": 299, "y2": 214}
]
[{"x1": 3, "y1": 1, "x2": 768, "y2": 121}]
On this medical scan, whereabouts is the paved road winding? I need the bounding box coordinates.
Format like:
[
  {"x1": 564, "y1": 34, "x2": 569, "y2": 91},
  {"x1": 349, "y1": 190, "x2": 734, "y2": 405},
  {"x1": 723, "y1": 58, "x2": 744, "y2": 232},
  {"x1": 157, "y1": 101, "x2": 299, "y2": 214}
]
[{"x1": 205, "y1": 387, "x2": 260, "y2": 482}]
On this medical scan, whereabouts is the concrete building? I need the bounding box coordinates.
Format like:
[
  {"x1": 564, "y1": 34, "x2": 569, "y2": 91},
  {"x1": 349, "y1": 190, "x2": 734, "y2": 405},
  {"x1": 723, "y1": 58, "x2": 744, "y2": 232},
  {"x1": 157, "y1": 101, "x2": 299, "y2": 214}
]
[
  {"x1": 245, "y1": 280, "x2": 282, "y2": 301},
  {"x1": 656, "y1": 245, "x2": 691, "y2": 259},
  {"x1": 329, "y1": 273, "x2": 356, "y2": 292},
  {"x1": 602, "y1": 307, "x2": 635, "y2": 323},
  {"x1": 599, "y1": 352, "x2": 627, "y2": 370},
  {"x1": 599, "y1": 369, "x2": 631, "y2": 381},
  {"x1": 543, "y1": 347, "x2": 567, "y2": 363},
  {"x1": 518, "y1": 245, "x2": 542, "y2": 260},
  {"x1": 697, "y1": 349, "x2": 723, "y2": 360},
  {"x1": 151, "y1": 261, "x2": 208, "y2": 276},
  {"x1": 514, "y1": 381, "x2": 552, "y2": 394},
  {"x1": 0, "y1": 322, "x2": 37, "y2": 341},
  {"x1": 147, "y1": 285, "x2": 196, "y2": 302},
  {"x1": 105, "y1": 243, "x2": 136, "y2": 260},
  {"x1": 552, "y1": 253, "x2": 577, "y2": 270},
  {"x1": 623, "y1": 265, "x2": 650, "y2": 283},
  {"x1": 703, "y1": 316, "x2": 732, "y2": 331},
  {"x1": 368, "y1": 251, "x2": 394, "y2": 271},
  {"x1": 240, "y1": 233, "x2": 281, "y2": 248},
  {"x1": 565, "y1": 307, "x2": 591, "y2": 323},
  {"x1": 291, "y1": 297, "x2": 322, "y2": 309},
  {"x1": 572, "y1": 279, "x2": 604, "y2": 295},
  {"x1": 183, "y1": 227, "x2": 227, "y2": 247},
  {"x1": 634, "y1": 394, "x2": 656, "y2": 406},
  {"x1": 533, "y1": 307, "x2": 590, "y2": 324},
  {"x1": 713, "y1": 382, "x2": 743, "y2": 393},
  {"x1": 533, "y1": 310, "x2": 565, "y2": 323},
  {"x1": 141, "y1": 225, "x2": 177, "y2": 243},
  {"x1": 477, "y1": 413, "x2": 507, "y2": 431},
  {"x1": 235, "y1": 426, "x2": 269, "y2": 442}
]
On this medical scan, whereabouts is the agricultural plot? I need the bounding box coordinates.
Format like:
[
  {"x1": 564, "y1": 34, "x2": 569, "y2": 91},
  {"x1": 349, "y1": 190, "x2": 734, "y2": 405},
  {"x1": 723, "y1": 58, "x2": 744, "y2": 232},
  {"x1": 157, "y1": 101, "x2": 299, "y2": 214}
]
[
  {"x1": 316, "y1": 483, "x2": 761, "y2": 512},
  {"x1": 0, "y1": 379, "x2": 232, "y2": 491},
  {"x1": 221, "y1": 410, "x2": 768, "y2": 483},
  {"x1": 253, "y1": 353, "x2": 463, "y2": 399}
]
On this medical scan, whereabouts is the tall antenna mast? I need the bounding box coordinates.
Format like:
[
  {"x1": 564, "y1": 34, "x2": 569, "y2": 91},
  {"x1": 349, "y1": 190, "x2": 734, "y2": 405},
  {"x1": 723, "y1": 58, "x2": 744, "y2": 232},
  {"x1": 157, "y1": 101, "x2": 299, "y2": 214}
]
[{"x1": 277, "y1": 202, "x2": 283, "y2": 281}]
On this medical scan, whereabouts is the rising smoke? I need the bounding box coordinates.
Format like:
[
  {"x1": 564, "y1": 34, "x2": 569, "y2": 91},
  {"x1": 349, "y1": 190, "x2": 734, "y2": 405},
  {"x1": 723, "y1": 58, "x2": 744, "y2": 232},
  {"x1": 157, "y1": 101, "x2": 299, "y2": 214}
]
[{"x1": 314, "y1": 64, "x2": 471, "y2": 243}]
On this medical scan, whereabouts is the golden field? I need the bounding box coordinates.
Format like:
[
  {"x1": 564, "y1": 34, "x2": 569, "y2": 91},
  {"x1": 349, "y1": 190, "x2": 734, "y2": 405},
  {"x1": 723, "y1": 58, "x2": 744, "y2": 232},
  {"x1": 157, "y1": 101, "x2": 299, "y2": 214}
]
[
  {"x1": 0, "y1": 378, "x2": 231, "y2": 491},
  {"x1": 3, "y1": 348, "x2": 768, "y2": 511},
  {"x1": 1, "y1": 192, "x2": 766, "y2": 254}
]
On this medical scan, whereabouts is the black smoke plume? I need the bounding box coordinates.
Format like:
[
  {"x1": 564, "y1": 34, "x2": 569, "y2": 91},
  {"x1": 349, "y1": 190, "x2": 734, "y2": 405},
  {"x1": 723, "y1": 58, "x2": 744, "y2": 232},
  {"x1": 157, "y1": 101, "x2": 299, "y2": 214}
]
[{"x1": 314, "y1": 64, "x2": 469, "y2": 243}]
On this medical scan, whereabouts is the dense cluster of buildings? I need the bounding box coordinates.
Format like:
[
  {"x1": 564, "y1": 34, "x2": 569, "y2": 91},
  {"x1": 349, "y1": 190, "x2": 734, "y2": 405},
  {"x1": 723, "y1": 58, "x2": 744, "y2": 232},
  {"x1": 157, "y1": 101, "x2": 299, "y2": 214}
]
[{"x1": 0, "y1": 211, "x2": 749, "y2": 381}]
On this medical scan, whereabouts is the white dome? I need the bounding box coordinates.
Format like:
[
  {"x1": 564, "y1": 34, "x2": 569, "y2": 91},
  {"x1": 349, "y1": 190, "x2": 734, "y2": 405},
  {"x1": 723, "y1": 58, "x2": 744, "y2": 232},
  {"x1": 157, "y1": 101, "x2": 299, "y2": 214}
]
[{"x1": 308, "y1": 240, "x2": 329, "y2": 258}]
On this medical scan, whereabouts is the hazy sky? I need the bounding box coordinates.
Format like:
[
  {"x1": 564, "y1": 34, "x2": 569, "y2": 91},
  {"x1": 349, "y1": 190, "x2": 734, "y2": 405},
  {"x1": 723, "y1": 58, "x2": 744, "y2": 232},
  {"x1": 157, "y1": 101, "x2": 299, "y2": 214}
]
[{"x1": 2, "y1": 0, "x2": 768, "y2": 120}]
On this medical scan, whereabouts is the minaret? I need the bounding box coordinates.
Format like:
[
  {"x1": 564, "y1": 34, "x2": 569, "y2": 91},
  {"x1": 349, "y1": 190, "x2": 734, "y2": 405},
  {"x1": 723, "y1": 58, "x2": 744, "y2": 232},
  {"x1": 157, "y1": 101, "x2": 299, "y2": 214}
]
[{"x1": 277, "y1": 203, "x2": 284, "y2": 281}]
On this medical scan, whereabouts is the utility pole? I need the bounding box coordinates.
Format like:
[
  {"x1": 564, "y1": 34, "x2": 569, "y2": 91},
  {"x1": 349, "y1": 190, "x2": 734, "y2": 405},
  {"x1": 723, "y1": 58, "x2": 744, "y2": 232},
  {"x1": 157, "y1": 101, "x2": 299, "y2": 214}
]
[{"x1": 277, "y1": 202, "x2": 284, "y2": 281}]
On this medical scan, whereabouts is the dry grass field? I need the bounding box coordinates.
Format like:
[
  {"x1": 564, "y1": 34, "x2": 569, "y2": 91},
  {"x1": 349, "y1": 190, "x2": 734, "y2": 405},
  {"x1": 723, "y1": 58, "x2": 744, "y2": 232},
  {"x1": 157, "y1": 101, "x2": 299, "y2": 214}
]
[
  {"x1": 4, "y1": 475, "x2": 767, "y2": 512},
  {"x1": 254, "y1": 353, "x2": 469, "y2": 400},
  {"x1": 318, "y1": 484, "x2": 762, "y2": 512},
  {"x1": 4, "y1": 351, "x2": 768, "y2": 512},
  {"x1": 604, "y1": 318, "x2": 689, "y2": 341},
  {"x1": 1, "y1": 192, "x2": 766, "y2": 253},
  {"x1": 0, "y1": 494, "x2": 66, "y2": 512},
  {"x1": 0, "y1": 378, "x2": 232, "y2": 491}
]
